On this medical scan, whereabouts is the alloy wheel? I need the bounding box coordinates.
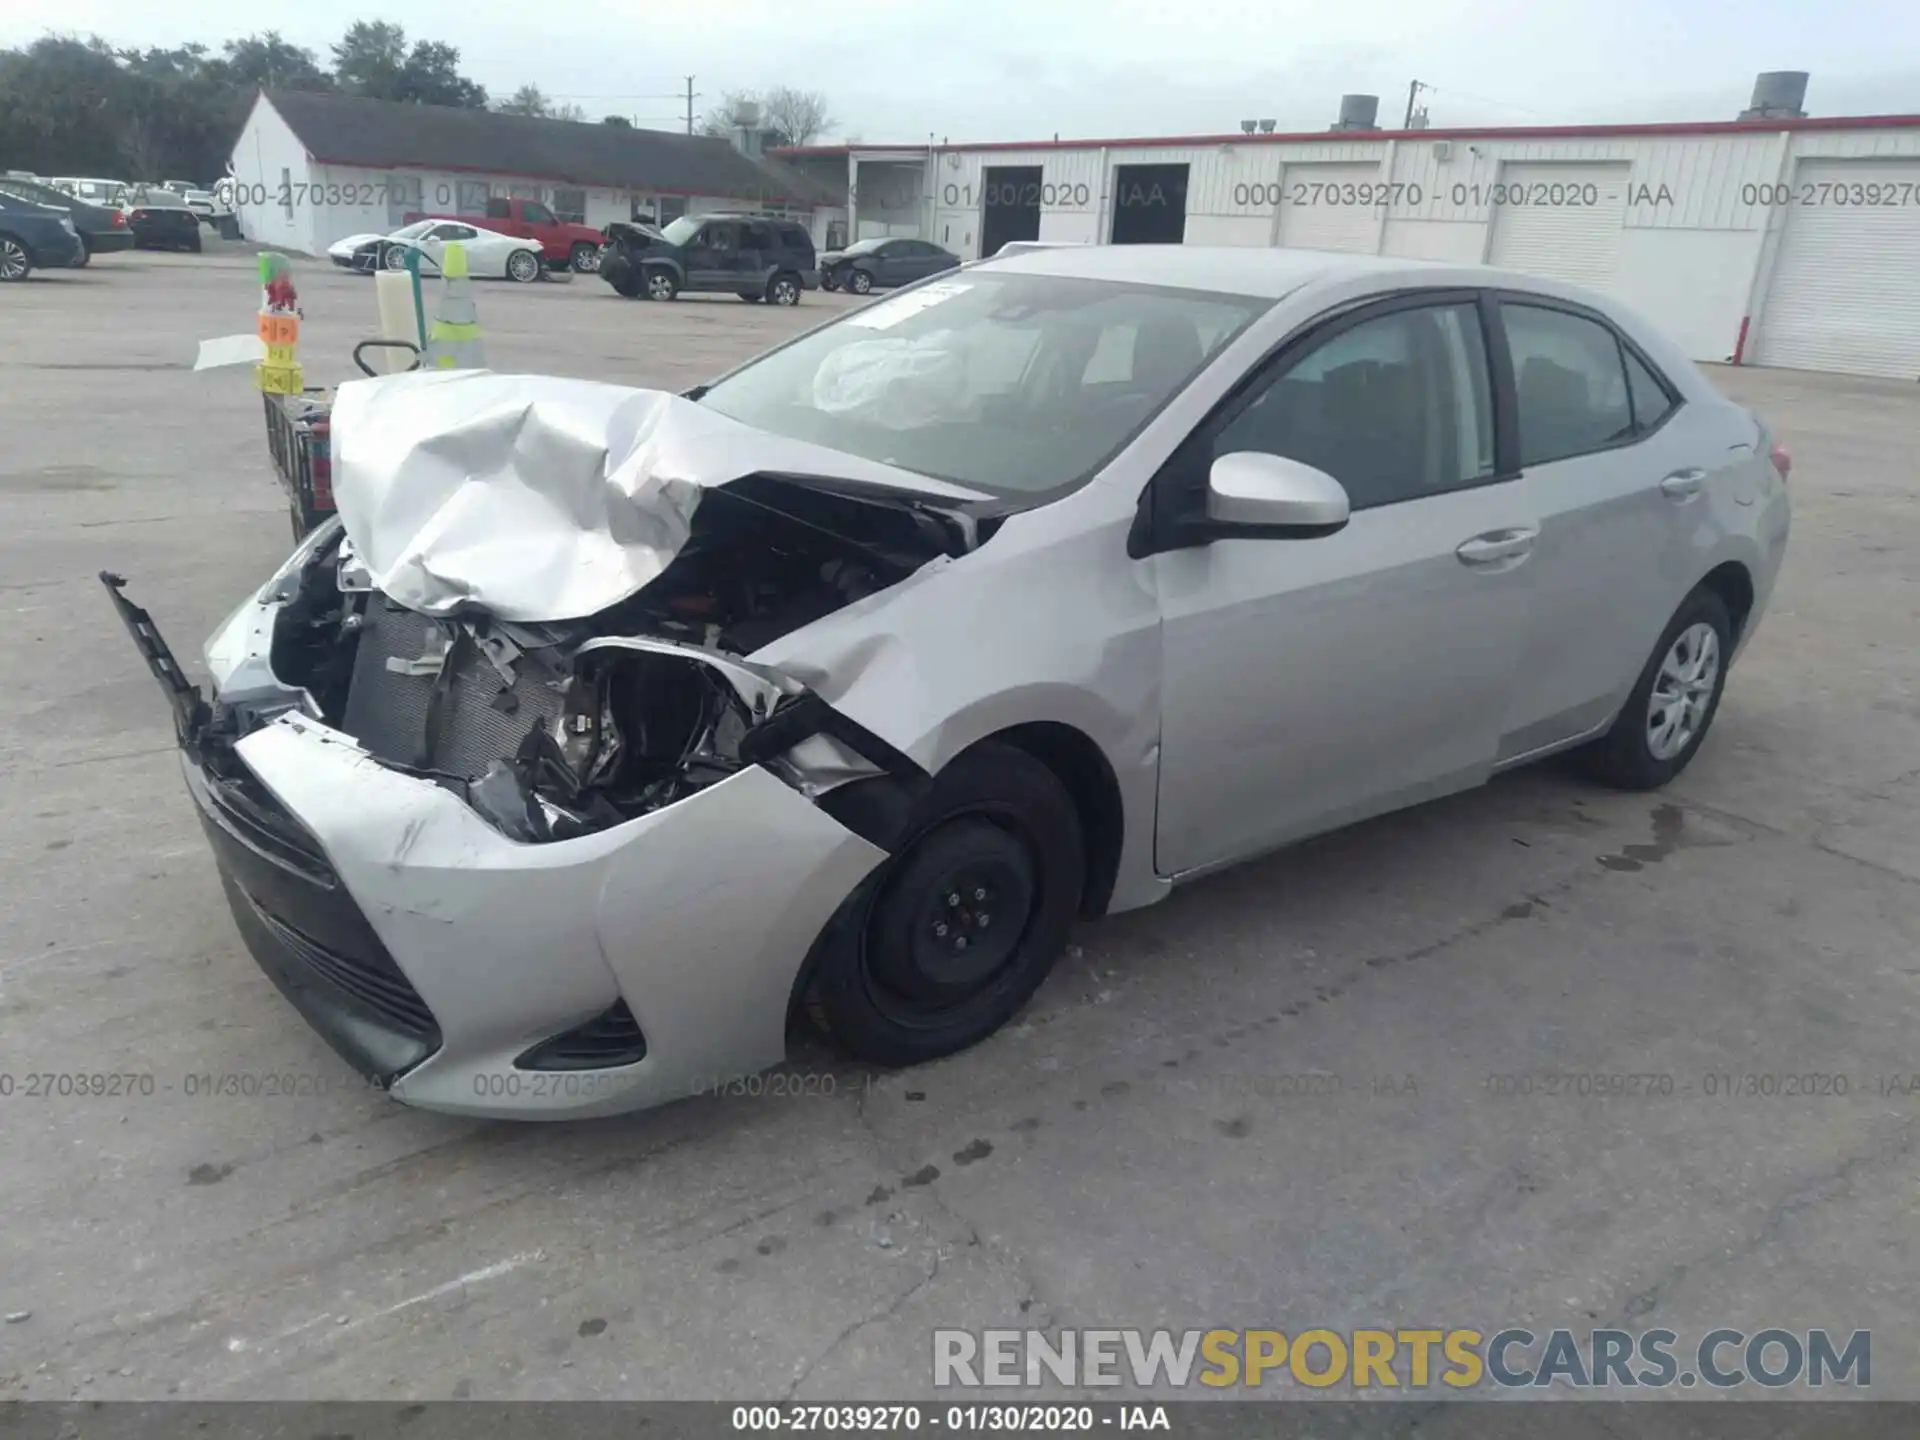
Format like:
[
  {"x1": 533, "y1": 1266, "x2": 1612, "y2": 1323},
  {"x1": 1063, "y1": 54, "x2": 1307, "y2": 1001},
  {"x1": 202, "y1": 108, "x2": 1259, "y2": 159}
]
[
  {"x1": 1646, "y1": 622, "x2": 1720, "y2": 760},
  {"x1": 0, "y1": 239, "x2": 28, "y2": 280}
]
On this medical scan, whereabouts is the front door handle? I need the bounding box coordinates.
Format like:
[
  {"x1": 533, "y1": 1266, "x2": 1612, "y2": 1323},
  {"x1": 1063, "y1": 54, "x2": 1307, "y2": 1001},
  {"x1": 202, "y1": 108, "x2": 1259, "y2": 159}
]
[
  {"x1": 1455, "y1": 527, "x2": 1538, "y2": 567},
  {"x1": 1660, "y1": 468, "x2": 1706, "y2": 500}
]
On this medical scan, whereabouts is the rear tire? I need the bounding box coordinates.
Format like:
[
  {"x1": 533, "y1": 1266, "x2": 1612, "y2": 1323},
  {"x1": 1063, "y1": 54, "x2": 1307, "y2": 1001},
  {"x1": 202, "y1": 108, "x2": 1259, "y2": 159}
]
[
  {"x1": 71, "y1": 237, "x2": 90, "y2": 268},
  {"x1": 767, "y1": 271, "x2": 802, "y2": 306},
  {"x1": 569, "y1": 242, "x2": 599, "y2": 273},
  {"x1": 808, "y1": 742, "x2": 1084, "y2": 1067},
  {"x1": 737, "y1": 291, "x2": 764, "y2": 302},
  {"x1": 185, "y1": 231, "x2": 203, "y2": 254},
  {"x1": 1575, "y1": 586, "x2": 1733, "y2": 791}
]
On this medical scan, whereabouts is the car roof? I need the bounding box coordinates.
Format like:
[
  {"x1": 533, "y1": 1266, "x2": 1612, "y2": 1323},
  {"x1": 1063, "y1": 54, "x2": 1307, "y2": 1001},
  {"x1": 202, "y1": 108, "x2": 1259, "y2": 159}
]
[
  {"x1": 972, "y1": 243, "x2": 1477, "y2": 298},
  {"x1": 975, "y1": 243, "x2": 1649, "y2": 312}
]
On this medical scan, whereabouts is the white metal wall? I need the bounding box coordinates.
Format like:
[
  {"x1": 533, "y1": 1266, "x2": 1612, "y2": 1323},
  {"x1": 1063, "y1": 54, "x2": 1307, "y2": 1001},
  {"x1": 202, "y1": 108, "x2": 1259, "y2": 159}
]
[
  {"x1": 228, "y1": 96, "x2": 316, "y2": 253},
  {"x1": 922, "y1": 124, "x2": 1920, "y2": 372}
]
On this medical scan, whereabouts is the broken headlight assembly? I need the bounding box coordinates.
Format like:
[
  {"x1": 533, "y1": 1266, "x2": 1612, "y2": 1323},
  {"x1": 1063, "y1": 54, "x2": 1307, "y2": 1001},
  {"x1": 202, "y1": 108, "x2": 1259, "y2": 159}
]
[{"x1": 466, "y1": 644, "x2": 772, "y2": 844}]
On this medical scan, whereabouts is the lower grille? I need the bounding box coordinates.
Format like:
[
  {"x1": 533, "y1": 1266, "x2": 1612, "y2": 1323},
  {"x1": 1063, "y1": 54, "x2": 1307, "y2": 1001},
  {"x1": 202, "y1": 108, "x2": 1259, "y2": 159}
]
[
  {"x1": 244, "y1": 890, "x2": 440, "y2": 1041},
  {"x1": 341, "y1": 597, "x2": 569, "y2": 779}
]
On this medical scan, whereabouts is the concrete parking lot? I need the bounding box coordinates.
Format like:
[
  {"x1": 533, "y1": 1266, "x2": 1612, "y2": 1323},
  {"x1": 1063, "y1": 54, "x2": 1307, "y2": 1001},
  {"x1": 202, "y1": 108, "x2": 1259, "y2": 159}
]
[{"x1": 2, "y1": 245, "x2": 1917, "y2": 1404}]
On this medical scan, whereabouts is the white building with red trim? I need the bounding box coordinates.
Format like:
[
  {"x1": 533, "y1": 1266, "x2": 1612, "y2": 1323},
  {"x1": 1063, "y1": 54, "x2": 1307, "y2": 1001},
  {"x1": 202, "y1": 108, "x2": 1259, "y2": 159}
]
[{"x1": 777, "y1": 80, "x2": 1920, "y2": 379}]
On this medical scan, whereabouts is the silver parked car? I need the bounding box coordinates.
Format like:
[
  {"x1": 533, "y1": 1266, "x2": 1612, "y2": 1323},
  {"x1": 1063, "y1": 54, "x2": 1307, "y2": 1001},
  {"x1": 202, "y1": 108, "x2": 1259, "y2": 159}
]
[{"x1": 106, "y1": 246, "x2": 1790, "y2": 1119}]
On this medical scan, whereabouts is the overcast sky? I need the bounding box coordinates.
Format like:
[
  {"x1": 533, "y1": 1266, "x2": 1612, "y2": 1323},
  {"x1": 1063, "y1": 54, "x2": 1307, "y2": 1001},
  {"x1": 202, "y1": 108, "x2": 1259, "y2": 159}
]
[{"x1": 8, "y1": 0, "x2": 1919, "y2": 141}]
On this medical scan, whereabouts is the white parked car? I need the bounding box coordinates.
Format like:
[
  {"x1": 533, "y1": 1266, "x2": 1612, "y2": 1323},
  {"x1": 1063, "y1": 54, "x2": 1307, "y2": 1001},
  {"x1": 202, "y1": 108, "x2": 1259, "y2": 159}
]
[
  {"x1": 328, "y1": 220, "x2": 546, "y2": 283},
  {"x1": 49, "y1": 176, "x2": 127, "y2": 208}
]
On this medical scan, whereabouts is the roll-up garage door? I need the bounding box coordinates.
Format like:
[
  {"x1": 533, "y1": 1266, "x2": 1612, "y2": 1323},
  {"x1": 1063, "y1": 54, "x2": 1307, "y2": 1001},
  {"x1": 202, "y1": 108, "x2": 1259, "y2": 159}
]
[
  {"x1": 1754, "y1": 159, "x2": 1920, "y2": 379},
  {"x1": 1486, "y1": 163, "x2": 1630, "y2": 290},
  {"x1": 1277, "y1": 163, "x2": 1384, "y2": 253}
]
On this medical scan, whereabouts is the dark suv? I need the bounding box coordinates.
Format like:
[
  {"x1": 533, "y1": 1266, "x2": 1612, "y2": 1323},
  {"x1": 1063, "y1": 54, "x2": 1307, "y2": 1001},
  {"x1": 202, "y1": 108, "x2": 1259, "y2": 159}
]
[{"x1": 599, "y1": 213, "x2": 818, "y2": 305}]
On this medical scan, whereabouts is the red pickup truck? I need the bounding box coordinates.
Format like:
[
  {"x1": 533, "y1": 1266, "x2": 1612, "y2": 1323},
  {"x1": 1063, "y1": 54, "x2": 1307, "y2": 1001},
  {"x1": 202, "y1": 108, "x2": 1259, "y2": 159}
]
[{"x1": 404, "y1": 196, "x2": 604, "y2": 273}]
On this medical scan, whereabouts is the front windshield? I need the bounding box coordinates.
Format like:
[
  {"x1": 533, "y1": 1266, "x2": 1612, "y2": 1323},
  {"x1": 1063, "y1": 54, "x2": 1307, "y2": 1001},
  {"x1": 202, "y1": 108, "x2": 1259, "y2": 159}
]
[
  {"x1": 698, "y1": 272, "x2": 1268, "y2": 497},
  {"x1": 388, "y1": 221, "x2": 435, "y2": 241},
  {"x1": 659, "y1": 215, "x2": 703, "y2": 246}
]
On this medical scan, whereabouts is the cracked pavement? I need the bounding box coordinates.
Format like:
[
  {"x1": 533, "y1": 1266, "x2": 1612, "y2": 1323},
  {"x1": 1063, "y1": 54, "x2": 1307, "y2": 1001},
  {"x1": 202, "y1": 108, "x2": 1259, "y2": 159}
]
[{"x1": 3, "y1": 251, "x2": 1918, "y2": 1401}]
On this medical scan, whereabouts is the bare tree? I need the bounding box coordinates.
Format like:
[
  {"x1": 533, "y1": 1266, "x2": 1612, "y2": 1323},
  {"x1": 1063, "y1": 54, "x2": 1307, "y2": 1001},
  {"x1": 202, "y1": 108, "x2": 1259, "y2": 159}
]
[
  {"x1": 759, "y1": 86, "x2": 833, "y2": 146},
  {"x1": 552, "y1": 101, "x2": 588, "y2": 122},
  {"x1": 698, "y1": 87, "x2": 834, "y2": 146},
  {"x1": 697, "y1": 89, "x2": 762, "y2": 138}
]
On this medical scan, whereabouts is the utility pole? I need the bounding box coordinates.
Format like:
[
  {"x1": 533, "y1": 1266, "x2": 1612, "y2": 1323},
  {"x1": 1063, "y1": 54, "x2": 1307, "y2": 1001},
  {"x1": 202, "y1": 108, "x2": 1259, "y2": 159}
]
[
  {"x1": 684, "y1": 76, "x2": 699, "y2": 135},
  {"x1": 1403, "y1": 79, "x2": 1428, "y2": 130}
]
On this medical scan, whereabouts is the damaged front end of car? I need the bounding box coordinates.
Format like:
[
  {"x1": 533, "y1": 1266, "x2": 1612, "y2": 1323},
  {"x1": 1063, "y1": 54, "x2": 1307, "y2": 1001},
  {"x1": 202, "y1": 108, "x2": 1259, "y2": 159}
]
[
  {"x1": 243, "y1": 473, "x2": 954, "y2": 846},
  {"x1": 100, "y1": 372, "x2": 996, "y2": 1116}
]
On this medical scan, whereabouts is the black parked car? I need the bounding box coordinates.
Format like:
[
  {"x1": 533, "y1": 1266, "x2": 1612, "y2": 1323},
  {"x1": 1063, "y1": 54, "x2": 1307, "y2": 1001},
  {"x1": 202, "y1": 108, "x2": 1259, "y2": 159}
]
[
  {"x1": 599, "y1": 213, "x2": 817, "y2": 305},
  {"x1": 124, "y1": 191, "x2": 202, "y2": 253},
  {"x1": 0, "y1": 177, "x2": 134, "y2": 265},
  {"x1": 0, "y1": 193, "x2": 85, "y2": 280},
  {"x1": 819, "y1": 237, "x2": 960, "y2": 294}
]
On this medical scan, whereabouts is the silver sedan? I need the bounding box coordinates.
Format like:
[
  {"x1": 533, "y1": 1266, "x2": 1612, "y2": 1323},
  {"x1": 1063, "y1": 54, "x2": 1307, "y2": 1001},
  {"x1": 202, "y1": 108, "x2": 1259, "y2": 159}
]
[{"x1": 106, "y1": 245, "x2": 1790, "y2": 1119}]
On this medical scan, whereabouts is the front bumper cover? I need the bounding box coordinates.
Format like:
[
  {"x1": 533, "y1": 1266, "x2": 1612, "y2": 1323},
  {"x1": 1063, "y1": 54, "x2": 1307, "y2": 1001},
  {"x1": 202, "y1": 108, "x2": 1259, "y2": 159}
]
[{"x1": 106, "y1": 570, "x2": 895, "y2": 1119}]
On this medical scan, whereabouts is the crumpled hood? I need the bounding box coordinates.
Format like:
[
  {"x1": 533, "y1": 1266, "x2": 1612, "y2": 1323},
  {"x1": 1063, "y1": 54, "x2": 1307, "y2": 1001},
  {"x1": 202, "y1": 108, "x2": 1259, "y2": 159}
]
[{"x1": 328, "y1": 369, "x2": 990, "y2": 623}]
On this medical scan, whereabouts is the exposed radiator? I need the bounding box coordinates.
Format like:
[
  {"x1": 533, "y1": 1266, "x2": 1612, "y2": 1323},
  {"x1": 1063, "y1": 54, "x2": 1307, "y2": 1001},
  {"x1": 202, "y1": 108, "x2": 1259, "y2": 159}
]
[{"x1": 341, "y1": 597, "x2": 570, "y2": 779}]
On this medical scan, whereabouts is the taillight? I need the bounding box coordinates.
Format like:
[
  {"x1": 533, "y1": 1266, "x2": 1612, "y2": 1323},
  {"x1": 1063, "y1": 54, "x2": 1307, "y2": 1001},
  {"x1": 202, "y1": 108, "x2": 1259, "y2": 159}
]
[
  {"x1": 111, "y1": 211, "x2": 127, "y2": 227},
  {"x1": 1769, "y1": 441, "x2": 1791, "y2": 481}
]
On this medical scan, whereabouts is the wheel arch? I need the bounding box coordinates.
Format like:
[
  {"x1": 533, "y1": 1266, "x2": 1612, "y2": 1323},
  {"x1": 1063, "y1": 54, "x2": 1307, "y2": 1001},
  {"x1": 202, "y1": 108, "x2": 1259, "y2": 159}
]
[
  {"x1": 969, "y1": 721, "x2": 1124, "y2": 920},
  {"x1": 1698, "y1": 560, "x2": 1755, "y2": 643}
]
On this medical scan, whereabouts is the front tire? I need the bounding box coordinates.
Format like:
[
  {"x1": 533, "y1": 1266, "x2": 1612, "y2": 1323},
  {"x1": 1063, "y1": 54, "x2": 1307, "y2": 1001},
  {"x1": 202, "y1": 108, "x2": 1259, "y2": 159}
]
[
  {"x1": 848, "y1": 268, "x2": 873, "y2": 295},
  {"x1": 382, "y1": 243, "x2": 409, "y2": 271},
  {"x1": 506, "y1": 249, "x2": 541, "y2": 283},
  {"x1": 184, "y1": 231, "x2": 203, "y2": 254},
  {"x1": 569, "y1": 242, "x2": 599, "y2": 273},
  {"x1": 808, "y1": 742, "x2": 1084, "y2": 1067},
  {"x1": 70, "y1": 237, "x2": 90, "y2": 268},
  {"x1": 644, "y1": 267, "x2": 679, "y2": 302},
  {"x1": 1576, "y1": 587, "x2": 1733, "y2": 790}
]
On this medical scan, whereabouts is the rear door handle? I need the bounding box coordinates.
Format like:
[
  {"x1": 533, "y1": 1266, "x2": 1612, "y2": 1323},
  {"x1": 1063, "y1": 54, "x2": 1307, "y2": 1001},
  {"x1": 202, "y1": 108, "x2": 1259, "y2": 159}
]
[
  {"x1": 1456, "y1": 528, "x2": 1538, "y2": 567},
  {"x1": 1660, "y1": 468, "x2": 1706, "y2": 500}
]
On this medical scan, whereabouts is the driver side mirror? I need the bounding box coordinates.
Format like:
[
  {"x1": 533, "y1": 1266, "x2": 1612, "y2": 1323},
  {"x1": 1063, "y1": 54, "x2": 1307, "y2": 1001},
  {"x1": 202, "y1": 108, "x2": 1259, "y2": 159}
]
[{"x1": 1203, "y1": 451, "x2": 1350, "y2": 538}]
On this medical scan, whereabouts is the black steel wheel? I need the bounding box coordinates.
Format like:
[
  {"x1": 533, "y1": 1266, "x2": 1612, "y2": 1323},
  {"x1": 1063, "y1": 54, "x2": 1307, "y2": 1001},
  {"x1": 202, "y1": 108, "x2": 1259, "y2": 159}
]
[{"x1": 808, "y1": 742, "x2": 1084, "y2": 1067}]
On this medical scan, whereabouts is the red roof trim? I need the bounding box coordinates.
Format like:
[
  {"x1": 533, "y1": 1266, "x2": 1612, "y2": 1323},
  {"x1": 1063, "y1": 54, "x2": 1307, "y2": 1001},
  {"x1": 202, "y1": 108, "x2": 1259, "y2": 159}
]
[{"x1": 775, "y1": 112, "x2": 1920, "y2": 157}]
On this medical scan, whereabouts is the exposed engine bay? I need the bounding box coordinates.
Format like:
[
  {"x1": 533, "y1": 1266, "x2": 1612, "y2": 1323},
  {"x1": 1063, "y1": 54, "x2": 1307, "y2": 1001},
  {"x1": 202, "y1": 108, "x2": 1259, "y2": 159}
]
[{"x1": 239, "y1": 473, "x2": 974, "y2": 844}]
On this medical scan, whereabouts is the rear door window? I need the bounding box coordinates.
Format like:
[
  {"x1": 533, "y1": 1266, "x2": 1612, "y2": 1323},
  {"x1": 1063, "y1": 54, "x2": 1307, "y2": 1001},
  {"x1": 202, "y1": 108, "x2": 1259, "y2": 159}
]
[{"x1": 1500, "y1": 302, "x2": 1636, "y2": 465}]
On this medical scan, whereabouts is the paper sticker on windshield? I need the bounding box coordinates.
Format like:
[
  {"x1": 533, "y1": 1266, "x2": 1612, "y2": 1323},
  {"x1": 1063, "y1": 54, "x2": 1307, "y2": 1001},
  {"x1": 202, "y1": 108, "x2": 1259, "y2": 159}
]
[{"x1": 844, "y1": 281, "x2": 973, "y2": 331}]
